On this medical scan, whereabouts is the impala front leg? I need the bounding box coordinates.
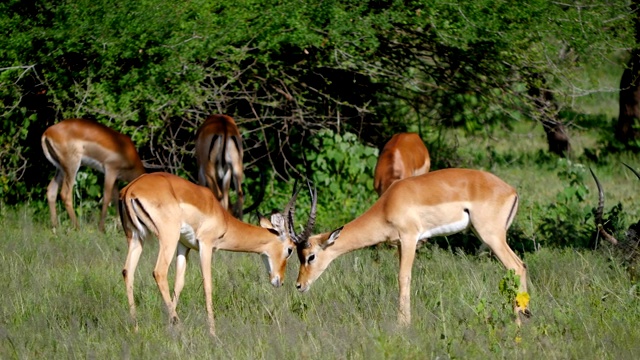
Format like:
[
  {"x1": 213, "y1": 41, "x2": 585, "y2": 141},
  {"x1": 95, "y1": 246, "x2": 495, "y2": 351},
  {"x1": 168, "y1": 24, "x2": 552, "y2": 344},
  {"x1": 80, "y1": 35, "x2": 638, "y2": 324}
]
[
  {"x1": 100, "y1": 170, "x2": 119, "y2": 232},
  {"x1": 198, "y1": 243, "x2": 217, "y2": 337},
  {"x1": 397, "y1": 236, "x2": 418, "y2": 327}
]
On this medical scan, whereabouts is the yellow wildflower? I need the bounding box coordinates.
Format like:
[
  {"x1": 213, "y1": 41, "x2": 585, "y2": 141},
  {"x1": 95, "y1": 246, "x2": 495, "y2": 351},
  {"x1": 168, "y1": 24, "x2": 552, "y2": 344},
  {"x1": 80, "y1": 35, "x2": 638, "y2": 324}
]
[
  {"x1": 516, "y1": 292, "x2": 530, "y2": 309},
  {"x1": 515, "y1": 336, "x2": 522, "y2": 344}
]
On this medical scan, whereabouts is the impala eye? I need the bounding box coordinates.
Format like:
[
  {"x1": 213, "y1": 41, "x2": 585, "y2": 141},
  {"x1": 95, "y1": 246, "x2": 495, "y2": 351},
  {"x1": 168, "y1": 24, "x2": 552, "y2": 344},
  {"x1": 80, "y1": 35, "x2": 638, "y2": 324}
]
[
  {"x1": 286, "y1": 247, "x2": 293, "y2": 258},
  {"x1": 307, "y1": 254, "x2": 316, "y2": 264}
]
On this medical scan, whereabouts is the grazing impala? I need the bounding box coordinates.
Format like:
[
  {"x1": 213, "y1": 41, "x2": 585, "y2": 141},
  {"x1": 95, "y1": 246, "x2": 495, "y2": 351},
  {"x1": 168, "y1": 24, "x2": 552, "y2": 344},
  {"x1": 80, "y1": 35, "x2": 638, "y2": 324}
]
[
  {"x1": 119, "y1": 172, "x2": 316, "y2": 336},
  {"x1": 294, "y1": 168, "x2": 530, "y2": 326},
  {"x1": 591, "y1": 163, "x2": 640, "y2": 246},
  {"x1": 374, "y1": 133, "x2": 430, "y2": 196},
  {"x1": 195, "y1": 115, "x2": 245, "y2": 218},
  {"x1": 41, "y1": 118, "x2": 145, "y2": 232}
]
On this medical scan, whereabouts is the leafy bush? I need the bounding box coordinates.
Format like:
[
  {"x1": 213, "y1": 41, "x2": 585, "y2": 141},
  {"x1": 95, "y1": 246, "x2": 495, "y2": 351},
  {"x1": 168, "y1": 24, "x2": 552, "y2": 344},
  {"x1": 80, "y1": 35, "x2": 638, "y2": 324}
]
[
  {"x1": 1, "y1": 0, "x2": 634, "y2": 204},
  {"x1": 537, "y1": 159, "x2": 596, "y2": 248},
  {"x1": 306, "y1": 129, "x2": 379, "y2": 229}
]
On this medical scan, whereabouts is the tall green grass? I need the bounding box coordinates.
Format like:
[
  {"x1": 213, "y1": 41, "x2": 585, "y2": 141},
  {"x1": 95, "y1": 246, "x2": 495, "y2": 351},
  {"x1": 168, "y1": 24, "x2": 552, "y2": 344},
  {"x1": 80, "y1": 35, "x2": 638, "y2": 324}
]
[
  {"x1": 2, "y1": 207, "x2": 640, "y2": 359},
  {"x1": 4, "y1": 55, "x2": 640, "y2": 357}
]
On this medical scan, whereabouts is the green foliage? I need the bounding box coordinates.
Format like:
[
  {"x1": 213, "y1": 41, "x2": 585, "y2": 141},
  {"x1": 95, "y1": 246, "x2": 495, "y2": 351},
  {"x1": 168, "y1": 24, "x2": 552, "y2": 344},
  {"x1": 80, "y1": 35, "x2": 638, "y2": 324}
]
[
  {"x1": 537, "y1": 159, "x2": 596, "y2": 248},
  {"x1": 468, "y1": 269, "x2": 524, "y2": 340},
  {"x1": 307, "y1": 129, "x2": 379, "y2": 228},
  {"x1": 0, "y1": 0, "x2": 635, "y2": 204},
  {"x1": 498, "y1": 269, "x2": 521, "y2": 310}
]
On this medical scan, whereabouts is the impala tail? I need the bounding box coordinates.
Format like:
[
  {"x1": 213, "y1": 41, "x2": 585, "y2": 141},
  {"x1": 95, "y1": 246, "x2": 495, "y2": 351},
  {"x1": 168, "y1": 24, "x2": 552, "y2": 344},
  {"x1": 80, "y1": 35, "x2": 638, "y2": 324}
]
[
  {"x1": 119, "y1": 185, "x2": 156, "y2": 241},
  {"x1": 41, "y1": 136, "x2": 62, "y2": 169}
]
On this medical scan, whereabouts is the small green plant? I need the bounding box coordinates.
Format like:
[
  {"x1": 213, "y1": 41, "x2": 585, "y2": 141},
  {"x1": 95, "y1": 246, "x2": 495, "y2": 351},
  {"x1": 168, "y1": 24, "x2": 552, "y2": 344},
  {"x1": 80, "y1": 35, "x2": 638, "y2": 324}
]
[
  {"x1": 537, "y1": 159, "x2": 595, "y2": 248},
  {"x1": 72, "y1": 171, "x2": 102, "y2": 219},
  {"x1": 498, "y1": 269, "x2": 530, "y2": 316}
]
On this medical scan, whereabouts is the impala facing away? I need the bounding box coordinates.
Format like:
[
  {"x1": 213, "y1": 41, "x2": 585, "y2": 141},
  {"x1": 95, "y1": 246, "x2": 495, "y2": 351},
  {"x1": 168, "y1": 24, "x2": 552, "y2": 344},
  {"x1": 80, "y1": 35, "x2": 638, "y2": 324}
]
[
  {"x1": 294, "y1": 168, "x2": 530, "y2": 326},
  {"x1": 374, "y1": 132, "x2": 430, "y2": 196},
  {"x1": 195, "y1": 114, "x2": 245, "y2": 218},
  {"x1": 119, "y1": 172, "x2": 315, "y2": 336},
  {"x1": 41, "y1": 118, "x2": 145, "y2": 232}
]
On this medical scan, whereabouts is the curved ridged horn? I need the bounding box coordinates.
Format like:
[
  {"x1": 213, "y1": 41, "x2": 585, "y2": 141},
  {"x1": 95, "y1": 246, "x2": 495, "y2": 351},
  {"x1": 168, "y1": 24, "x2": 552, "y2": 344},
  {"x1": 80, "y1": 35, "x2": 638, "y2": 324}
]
[
  {"x1": 623, "y1": 162, "x2": 640, "y2": 180},
  {"x1": 297, "y1": 180, "x2": 318, "y2": 245},
  {"x1": 589, "y1": 168, "x2": 618, "y2": 245},
  {"x1": 283, "y1": 181, "x2": 301, "y2": 243}
]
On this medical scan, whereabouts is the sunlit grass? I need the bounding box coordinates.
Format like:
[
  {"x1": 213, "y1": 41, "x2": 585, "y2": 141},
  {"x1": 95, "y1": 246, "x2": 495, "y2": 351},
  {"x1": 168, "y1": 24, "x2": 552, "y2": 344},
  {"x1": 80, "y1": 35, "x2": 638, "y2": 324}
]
[
  {"x1": 1, "y1": 208, "x2": 640, "y2": 358},
  {"x1": 3, "y1": 55, "x2": 640, "y2": 356}
]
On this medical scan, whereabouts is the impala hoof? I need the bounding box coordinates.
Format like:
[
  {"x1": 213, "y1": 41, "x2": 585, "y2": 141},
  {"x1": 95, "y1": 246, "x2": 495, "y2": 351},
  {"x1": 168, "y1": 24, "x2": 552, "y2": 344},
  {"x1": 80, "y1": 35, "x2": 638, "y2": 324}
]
[{"x1": 519, "y1": 308, "x2": 532, "y2": 318}]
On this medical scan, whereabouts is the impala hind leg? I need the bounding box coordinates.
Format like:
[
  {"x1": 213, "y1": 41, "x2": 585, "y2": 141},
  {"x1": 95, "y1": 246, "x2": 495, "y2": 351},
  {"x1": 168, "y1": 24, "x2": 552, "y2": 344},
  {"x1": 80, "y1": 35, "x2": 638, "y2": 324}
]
[
  {"x1": 229, "y1": 146, "x2": 244, "y2": 219},
  {"x1": 172, "y1": 243, "x2": 190, "y2": 309},
  {"x1": 220, "y1": 167, "x2": 232, "y2": 212},
  {"x1": 473, "y1": 225, "x2": 530, "y2": 323},
  {"x1": 58, "y1": 159, "x2": 82, "y2": 229},
  {"x1": 153, "y1": 236, "x2": 181, "y2": 327},
  {"x1": 46, "y1": 170, "x2": 64, "y2": 229},
  {"x1": 397, "y1": 233, "x2": 418, "y2": 327},
  {"x1": 123, "y1": 234, "x2": 144, "y2": 332}
]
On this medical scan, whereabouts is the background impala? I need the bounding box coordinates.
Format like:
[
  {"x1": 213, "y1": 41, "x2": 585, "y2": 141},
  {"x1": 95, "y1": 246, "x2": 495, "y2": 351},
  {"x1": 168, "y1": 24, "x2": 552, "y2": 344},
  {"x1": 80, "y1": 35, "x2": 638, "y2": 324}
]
[
  {"x1": 294, "y1": 168, "x2": 530, "y2": 327},
  {"x1": 195, "y1": 114, "x2": 245, "y2": 218},
  {"x1": 373, "y1": 132, "x2": 430, "y2": 197},
  {"x1": 119, "y1": 172, "x2": 316, "y2": 336},
  {"x1": 41, "y1": 118, "x2": 145, "y2": 232}
]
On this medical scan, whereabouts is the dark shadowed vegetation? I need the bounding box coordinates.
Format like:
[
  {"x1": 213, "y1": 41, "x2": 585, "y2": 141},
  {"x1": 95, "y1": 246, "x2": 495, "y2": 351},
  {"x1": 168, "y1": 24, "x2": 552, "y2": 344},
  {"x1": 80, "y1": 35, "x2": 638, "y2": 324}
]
[{"x1": 2, "y1": 0, "x2": 640, "y2": 357}]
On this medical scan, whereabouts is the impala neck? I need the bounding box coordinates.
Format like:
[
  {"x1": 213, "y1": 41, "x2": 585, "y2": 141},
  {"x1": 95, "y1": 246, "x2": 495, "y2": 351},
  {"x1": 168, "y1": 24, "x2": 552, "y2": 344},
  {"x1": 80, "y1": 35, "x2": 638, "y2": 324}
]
[
  {"x1": 327, "y1": 202, "x2": 393, "y2": 257},
  {"x1": 217, "y1": 215, "x2": 278, "y2": 253}
]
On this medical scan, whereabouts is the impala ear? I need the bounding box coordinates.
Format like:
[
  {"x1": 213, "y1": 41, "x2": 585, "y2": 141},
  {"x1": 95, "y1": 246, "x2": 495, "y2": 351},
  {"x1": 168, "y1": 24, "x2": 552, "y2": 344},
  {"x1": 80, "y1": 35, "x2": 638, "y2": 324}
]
[
  {"x1": 258, "y1": 211, "x2": 286, "y2": 236},
  {"x1": 269, "y1": 212, "x2": 285, "y2": 229},
  {"x1": 320, "y1": 227, "x2": 343, "y2": 249},
  {"x1": 257, "y1": 214, "x2": 281, "y2": 236}
]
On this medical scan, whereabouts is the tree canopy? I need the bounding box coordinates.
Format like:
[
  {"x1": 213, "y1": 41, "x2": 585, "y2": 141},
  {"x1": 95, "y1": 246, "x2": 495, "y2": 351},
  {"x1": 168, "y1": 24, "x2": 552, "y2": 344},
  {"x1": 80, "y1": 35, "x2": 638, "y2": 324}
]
[{"x1": 0, "y1": 0, "x2": 634, "y2": 201}]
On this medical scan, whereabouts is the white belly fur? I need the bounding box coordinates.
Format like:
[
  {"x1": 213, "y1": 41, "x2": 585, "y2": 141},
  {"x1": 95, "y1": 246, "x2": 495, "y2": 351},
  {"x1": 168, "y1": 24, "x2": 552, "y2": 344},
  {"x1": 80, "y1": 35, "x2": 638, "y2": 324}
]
[
  {"x1": 418, "y1": 211, "x2": 470, "y2": 241},
  {"x1": 81, "y1": 156, "x2": 105, "y2": 173},
  {"x1": 180, "y1": 223, "x2": 199, "y2": 250}
]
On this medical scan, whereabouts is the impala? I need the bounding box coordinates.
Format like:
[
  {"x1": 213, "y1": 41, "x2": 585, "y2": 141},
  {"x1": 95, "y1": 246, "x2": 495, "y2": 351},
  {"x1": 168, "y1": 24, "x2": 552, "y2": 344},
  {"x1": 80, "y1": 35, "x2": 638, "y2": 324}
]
[
  {"x1": 195, "y1": 114, "x2": 245, "y2": 218},
  {"x1": 591, "y1": 163, "x2": 640, "y2": 246},
  {"x1": 41, "y1": 118, "x2": 145, "y2": 232},
  {"x1": 294, "y1": 168, "x2": 530, "y2": 326},
  {"x1": 374, "y1": 132, "x2": 430, "y2": 196},
  {"x1": 119, "y1": 172, "x2": 316, "y2": 336}
]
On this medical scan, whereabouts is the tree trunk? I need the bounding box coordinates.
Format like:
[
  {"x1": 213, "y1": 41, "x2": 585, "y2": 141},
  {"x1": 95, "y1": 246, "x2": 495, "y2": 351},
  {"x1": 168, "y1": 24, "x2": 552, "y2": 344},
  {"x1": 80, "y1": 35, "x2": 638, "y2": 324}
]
[
  {"x1": 526, "y1": 72, "x2": 571, "y2": 157},
  {"x1": 616, "y1": 0, "x2": 640, "y2": 146},
  {"x1": 542, "y1": 119, "x2": 571, "y2": 157},
  {"x1": 616, "y1": 52, "x2": 640, "y2": 145}
]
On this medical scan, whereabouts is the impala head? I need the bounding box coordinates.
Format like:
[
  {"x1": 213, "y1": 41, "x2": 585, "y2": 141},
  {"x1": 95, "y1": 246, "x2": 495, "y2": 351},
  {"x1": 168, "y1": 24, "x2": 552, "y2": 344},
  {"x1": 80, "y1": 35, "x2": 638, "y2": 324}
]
[
  {"x1": 295, "y1": 227, "x2": 342, "y2": 292},
  {"x1": 257, "y1": 212, "x2": 295, "y2": 287},
  {"x1": 282, "y1": 181, "x2": 341, "y2": 292},
  {"x1": 257, "y1": 181, "x2": 317, "y2": 287},
  {"x1": 591, "y1": 163, "x2": 640, "y2": 246}
]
